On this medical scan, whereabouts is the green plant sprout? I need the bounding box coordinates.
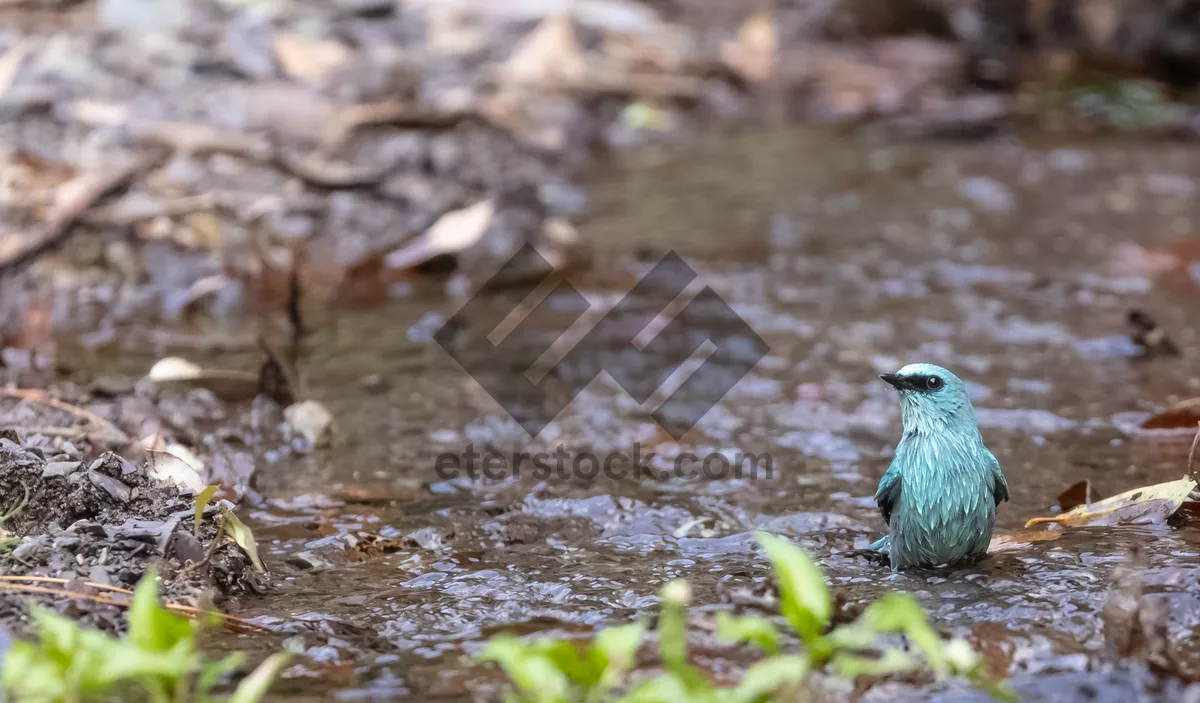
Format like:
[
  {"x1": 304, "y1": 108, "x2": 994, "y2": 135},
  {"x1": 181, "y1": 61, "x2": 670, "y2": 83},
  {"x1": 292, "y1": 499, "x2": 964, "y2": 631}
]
[
  {"x1": 478, "y1": 532, "x2": 1017, "y2": 703},
  {"x1": 1, "y1": 569, "x2": 289, "y2": 703}
]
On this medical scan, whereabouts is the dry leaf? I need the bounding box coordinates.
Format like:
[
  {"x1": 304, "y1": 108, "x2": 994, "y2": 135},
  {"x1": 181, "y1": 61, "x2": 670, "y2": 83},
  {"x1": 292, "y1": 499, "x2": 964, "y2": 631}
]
[
  {"x1": 722, "y1": 11, "x2": 776, "y2": 83},
  {"x1": 1024, "y1": 476, "x2": 1197, "y2": 528},
  {"x1": 275, "y1": 33, "x2": 352, "y2": 84},
  {"x1": 503, "y1": 14, "x2": 587, "y2": 87},
  {"x1": 178, "y1": 212, "x2": 225, "y2": 250},
  {"x1": 194, "y1": 485, "x2": 218, "y2": 537},
  {"x1": 221, "y1": 506, "x2": 265, "y2": 573},
  {"x1": 1056, "y1": 479, "x2": 1094, "y2": 512},
  {"x1": 147, "y1": 446, "x2": 207, "y2": 494},
  {"x1": 1141, "y1": 398, "x2": 1200, "y2": 431},
  {"x1": 147, "y1": 357, "x2": 204, "y2": 381},
  {"x1": 146, "y1": 356, "x2": 260, "y2": 401},
  {"x1": 476, "y1": 89, "x2": 571, "y2": 151},
  {"x1": 988, "y1": 529, "x2": 1063, "y2": 553},
  {"x1": 384, "y1": 199, "x2": 495, "y2": 271}
]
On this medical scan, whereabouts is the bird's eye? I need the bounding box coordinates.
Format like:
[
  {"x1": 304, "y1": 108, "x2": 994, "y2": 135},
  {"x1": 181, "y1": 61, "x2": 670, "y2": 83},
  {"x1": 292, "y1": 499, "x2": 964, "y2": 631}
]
[{"x1": 926, "y1": 376, "x2": 943, "y2": 390}]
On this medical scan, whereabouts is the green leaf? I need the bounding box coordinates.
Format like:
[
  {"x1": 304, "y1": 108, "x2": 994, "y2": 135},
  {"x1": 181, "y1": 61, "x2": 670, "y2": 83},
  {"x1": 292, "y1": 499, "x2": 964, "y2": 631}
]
[
  {"x1": 855, "y1": 593, "x2": 947, "y2": 676},
  {"x1": 657, "y1": 581, "x2": 689, "y2": 672},
  {"x1": 714, "y1": 613, "x2": 782, "y2": 656},
  {"x1": 754, "y1": 533, "x2": 831, "y2": 643},
  {"x1": 197, "y1": 652, "x2": 247, "y2": 699},
  {"x1": 478, "y1": 634, "x2": 572, "y2": 703},
  {"x1": 616, "y1": 673, "x2": 695, "y2": 703},
  {"x1": 725, "y1": 655, "x2": 809, "y2": 703},
  {"x1": 127, "y1": 569, "x2": 196, "y2": 654},
  {"x1": 194, "y1": 485, "x2": 219, "y2": 538},
  {"x1": 594, "y1": 620, "x2": 646, "y2": 673},
  {"x1": 1, "y1": 640, "x2": 69, "y2": 702},
  {"x1": 535, "y1": 638, "x2": 597, "y2": 687},
  {"x1": 943, "y1": 637, "x2": 981, "y2": 674},
  {"x1": 222, "y1": 507, "x2": 266, "y2": 573},
  {"x1": 95, "y1": 640, "x2": 197, "y2": 688},
  {"x1": 971, "y1": 673, "x2": 1020, "y2": 703},
  {"x1": 228, "y1": 652, "x2": 291, "y2": 703},
  {"x1": 652, "y1": 581, "x2": 711, "y2": 696},
  {"x1": 25, "y1": 606, "x2": 80, "y2": 662},
  {"x1": 588, "y1": 621, "x2": 646, "y2": 700},
  {"x1": 830, "y1": 649, "x2": 922, "y2": 679}
]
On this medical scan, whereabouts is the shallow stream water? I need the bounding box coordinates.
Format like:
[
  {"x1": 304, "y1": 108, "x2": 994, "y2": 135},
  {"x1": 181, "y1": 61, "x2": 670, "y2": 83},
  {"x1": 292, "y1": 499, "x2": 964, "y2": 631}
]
[{"x1": 77, "y1": 129, "x2": 1200, "y2": 701}]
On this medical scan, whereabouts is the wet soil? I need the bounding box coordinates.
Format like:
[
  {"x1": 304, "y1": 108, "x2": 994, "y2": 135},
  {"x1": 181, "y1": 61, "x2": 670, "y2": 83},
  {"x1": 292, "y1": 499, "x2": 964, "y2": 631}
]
[
  {"x1": 52, "y1": 130, "x2": 1200, "y2": 701},
  {"x1": 0, "y1": 439, "x2": 264, "y2": 635}
]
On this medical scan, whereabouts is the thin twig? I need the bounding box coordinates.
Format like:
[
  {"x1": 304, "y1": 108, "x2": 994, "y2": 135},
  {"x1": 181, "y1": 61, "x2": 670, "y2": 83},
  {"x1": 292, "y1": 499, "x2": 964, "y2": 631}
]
[
  {"x1": 5, "y1": 426, "x2": 127, "y2": 443},
  {"x1": 1188, "y1": 421, "x2": 1200, "y2": 483},
  {"x1": 132, "y1": 121, "x2": 273, "y2": 161},
  {"x1": 0, "y1": 580, "x2": 265, "y2": 632},
  {"x1": 0, "y1": 575, "x2": 134, "y2": 593},
  {"x1": 0, "y1": 387, "x2": 130, "y2": 444},
  {"x1": 328, "y1": 100, "x2": 469, "y2": 146},
  {"x1": 0, "y1": 152, "x2": 163, "y2": 277}
]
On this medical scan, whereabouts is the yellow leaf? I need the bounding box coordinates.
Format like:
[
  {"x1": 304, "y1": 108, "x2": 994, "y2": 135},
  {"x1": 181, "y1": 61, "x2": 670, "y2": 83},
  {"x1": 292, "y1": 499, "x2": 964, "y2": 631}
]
[
  {"x1": 222, "y1": 507, "x2": 266, "y2": 573},
  {"x1": 1024, "y1": 476, "x2": 1196, "y2": 528},
  {"x1": 194, "y1": 486, "x2": 218, "y2": 538}
]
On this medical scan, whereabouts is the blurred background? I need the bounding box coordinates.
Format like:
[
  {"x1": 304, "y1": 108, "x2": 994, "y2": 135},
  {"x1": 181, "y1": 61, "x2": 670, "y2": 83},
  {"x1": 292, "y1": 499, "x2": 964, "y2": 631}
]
[
  {"x1": 2, "y1": 0, "x2": 1200, "y2": 336},
  {"x1": 1, "y1": 1, "x2": 1200, "y2": 701}
]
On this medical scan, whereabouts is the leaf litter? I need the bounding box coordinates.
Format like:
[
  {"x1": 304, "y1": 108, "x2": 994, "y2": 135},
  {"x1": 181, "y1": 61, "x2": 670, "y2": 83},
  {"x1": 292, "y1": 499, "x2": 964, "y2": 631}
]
[
  {"x1": 1022, "y1": 424, "x2": 1200, "y2": 529},
  {"x1": 1024, "y1": 476, "x2": 1197, "y2": 528}
]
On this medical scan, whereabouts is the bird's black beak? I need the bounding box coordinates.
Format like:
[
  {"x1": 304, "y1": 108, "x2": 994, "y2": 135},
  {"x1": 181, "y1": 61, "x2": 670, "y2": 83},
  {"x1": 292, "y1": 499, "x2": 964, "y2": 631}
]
[{"x1": 880, "y1": 373, "x2": 911, "y2": 391}]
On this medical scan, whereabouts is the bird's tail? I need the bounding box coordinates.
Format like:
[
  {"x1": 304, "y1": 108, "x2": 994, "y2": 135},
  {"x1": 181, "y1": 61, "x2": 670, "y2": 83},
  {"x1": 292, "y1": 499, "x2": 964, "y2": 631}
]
[{"x1": 868, "y1": 534, "x2": 891, "y2": 554}]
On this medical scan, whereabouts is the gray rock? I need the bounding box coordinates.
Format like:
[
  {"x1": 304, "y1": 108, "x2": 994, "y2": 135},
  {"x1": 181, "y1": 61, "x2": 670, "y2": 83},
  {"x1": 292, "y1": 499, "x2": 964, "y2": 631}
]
[
  {"x1": 42, "y1": 461, "x2": 82, "y2": 478},
  {"x1": 88, "y1": 471, "x2": 133, "y2": 503},
  {"x1": 286, "y1": 550, "x2": 337, "y2": 570}
]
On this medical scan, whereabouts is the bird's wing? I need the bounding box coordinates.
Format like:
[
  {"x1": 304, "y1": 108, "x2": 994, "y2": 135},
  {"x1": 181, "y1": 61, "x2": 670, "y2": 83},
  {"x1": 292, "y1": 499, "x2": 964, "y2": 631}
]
[
  {"x1": 988, "y1": 451, "x2": 1009, "y2": 505},
  {"x1": 875, "y1": 461, "x2": 902, "y2": 525}
]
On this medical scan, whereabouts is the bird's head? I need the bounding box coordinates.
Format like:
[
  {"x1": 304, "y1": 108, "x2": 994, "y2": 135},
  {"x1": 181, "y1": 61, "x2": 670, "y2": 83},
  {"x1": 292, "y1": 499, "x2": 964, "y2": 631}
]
[{"x1": 880, "y1": 362, "x2": 977, "y2": 435}]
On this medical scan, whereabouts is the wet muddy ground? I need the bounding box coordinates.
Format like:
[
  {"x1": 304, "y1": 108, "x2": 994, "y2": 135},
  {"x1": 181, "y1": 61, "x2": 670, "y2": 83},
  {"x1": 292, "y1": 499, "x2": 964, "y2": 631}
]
[{"x1": 47, "y1": 130, "x2": 1200, "y2": 701}]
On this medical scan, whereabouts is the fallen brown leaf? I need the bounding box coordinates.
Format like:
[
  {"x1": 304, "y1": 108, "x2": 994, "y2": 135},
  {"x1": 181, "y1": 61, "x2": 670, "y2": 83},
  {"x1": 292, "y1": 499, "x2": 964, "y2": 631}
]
[
  {"x1": 0, "y1": 153, "x2": 162, "y2": 275},
  {"x1": 1141, "y1": 398, "x2": 1200, "y2": 432},
  {"x1": 384, "y1": 199, "x2": 495, "y2": 271},
  {"x1": 146, "y1": 357, "x2": 260, "y2": 402},
  {"x1": 1025, "y1": 477, "x2": 1196, "y2": 528},
  {"x1": 1056, "y1": 479, "x2": 1095, "y2": 512}
]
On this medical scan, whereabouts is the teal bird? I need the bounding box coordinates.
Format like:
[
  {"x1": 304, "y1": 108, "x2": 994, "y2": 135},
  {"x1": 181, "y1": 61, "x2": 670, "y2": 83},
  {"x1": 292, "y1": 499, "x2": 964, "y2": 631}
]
[{"x1": 871, "y1": 363, "x2": 1009, "y2": 570}]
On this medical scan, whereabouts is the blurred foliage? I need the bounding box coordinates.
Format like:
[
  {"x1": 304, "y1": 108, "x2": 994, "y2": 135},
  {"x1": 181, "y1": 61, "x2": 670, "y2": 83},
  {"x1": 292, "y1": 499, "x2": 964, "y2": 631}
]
[
  {"x1": 478, "y1": 532, "x2": 1016, "y2": 703},
  {"x1": 1, "y1": 570, "x2": 288, "y2": 703},
  {"x1": 1068, "y1": 79, "x2": 1186, "y2": 130}
]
